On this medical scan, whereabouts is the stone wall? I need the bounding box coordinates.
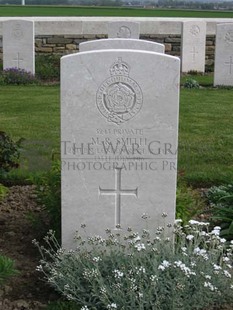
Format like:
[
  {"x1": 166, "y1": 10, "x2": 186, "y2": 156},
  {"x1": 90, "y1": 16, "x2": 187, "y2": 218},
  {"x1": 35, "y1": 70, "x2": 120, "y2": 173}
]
[{"x1": 0, "y1": 34, "x2": 216, "y2": 67}]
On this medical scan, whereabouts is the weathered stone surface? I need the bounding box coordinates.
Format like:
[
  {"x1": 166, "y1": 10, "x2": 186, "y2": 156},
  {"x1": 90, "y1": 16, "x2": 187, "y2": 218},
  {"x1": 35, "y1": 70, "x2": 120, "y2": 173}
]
[
  {"x1": 214, "y1": 23, "x2": 233, "y2": 86},
  {"x1": 66, "y1": 44, "x2": 77, "y2": 50},
  {"x1": 164, "y1": 43, "x2": 172, "y2": 52},
  {"x1": 165, "y1": 37, "x2": 181, "y2": 43},
  {"x1": 53, "y1": 47, "x2": 65, "y2": 52},
  {"x1": 47, "y1": 37, "x2": 72, "y2": 44},
  {"x1": 36, "y1": 20, "x2": 82, "y2": 35},
  {"x1": 108, "y1": 21, "x2": 140, "y2": 39},
  {"x1": 61, "y1": 50, "x2": 180, "y2": 249},
  {"x1": 3, "y1": 20, "x2": 35, "y2": 74},
  {"x1": 35, "y1": 39, "x2": 42, "y2": 47},
  {"x1": 35, "y1": 47, "x2": 52, "y2": 53},
  {"x1": 181, "y1": 21, "x2": 206, "y2": 73}
]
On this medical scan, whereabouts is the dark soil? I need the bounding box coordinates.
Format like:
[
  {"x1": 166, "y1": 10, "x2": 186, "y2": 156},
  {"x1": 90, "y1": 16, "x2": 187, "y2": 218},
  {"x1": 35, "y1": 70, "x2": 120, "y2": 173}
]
[{"x1": 0, "y1": 185, "x2": 58, "y2": 310}]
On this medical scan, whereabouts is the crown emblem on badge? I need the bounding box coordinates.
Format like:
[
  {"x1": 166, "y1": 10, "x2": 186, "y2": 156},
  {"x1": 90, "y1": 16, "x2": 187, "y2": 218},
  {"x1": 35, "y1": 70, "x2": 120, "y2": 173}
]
[
  {"x1": 110, "y1": 57, "x2": 130, "y2": 76},
  {"x1": 96, "y1": 58, "x2": 143, "y2": 125}
]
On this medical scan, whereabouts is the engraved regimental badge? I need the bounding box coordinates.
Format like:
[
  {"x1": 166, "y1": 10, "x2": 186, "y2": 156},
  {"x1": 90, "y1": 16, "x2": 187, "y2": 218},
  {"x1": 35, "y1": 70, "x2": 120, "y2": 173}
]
[{"x1": 96, "y1": 58, "x2": 143, "y2": 125}]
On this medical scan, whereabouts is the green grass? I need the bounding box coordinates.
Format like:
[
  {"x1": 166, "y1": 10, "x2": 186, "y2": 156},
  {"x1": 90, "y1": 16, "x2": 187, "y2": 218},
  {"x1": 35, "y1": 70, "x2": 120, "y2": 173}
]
[
  {"x1": 179, "y1": 87, "x2": 233, "y2": 186},
  {"x1": 181, "y1": 73, "x2": 214, "y2": 87},
  {"x1": 0, "y1": 85, "x2": 60, "y2": 175},
  {"x1": 0, "y1": 5, "x2": 232, "y2": 18},
  {"x1": 0, "y1": 80, "x2": 233, "y2": 186}
]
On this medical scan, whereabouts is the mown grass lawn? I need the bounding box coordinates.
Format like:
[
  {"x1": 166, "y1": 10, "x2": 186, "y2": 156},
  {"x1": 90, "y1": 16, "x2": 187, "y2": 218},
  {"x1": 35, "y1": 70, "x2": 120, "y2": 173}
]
[
  {"x1": 0, "y1": 5, "x2": 233, "y2": 18},
  {"x1": 0, "y1": 82, "x2": 232, "y2": 186},
  {"x1": 179, "y1": 87, "x2": 233, "y2": 186},
  {"x1": 0, "y1": 85, "x2": 60, "y2": 176}
]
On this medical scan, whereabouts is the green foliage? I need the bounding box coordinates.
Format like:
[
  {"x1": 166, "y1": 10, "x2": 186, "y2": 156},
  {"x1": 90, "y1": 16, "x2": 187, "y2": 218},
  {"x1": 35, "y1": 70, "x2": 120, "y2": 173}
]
[
  {"x1": 35, "y1": 54, "x2": 60, "y2": 81},
  {"x1": 0, "y1": 131, "x2": 20, "y2": 176},
  {"x1": 46, "y1": 301, "x2": 79, "y2": 310},
  {"x1": 0, "y1": 183, "x2": 9, "y2": 201},
  {"x1": 183, "y1": 78, "x2": 200, "y2": 89},
  {"x1": 32, "y1": 161, "x2": 61, "y2": 237},
  {"x1": 0, "y1": 68, "x2": 37, "y2": 85},
  {"x1": 0, "y1": 255, "x2": 18, "y2": 286},
  {"x1": 176, "y1": 182, "x2": 204, "y2": 224},
  {"x1": 205, "y1": 64, "x2": 214, "y2": 73},
  {"x1": 34, "y1": 222, "x2": 233, "y2": 310},
  {"x1": 207, "y1": 184, "x2": 233, "y2": 240}
]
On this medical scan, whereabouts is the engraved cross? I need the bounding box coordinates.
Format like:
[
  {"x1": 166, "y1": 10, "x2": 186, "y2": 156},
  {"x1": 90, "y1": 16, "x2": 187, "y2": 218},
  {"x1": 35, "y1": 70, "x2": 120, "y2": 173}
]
[
  {"x1": 99, "y1": 168, "x2": 138, "y2": 228},
  {"x1": 13, "y1": 53, "x2": 24, "y2": 68},
  {"x1": 224, "y1": 56, "x2": 233, "y2": 74},
  {"x1": 190, "y1": 46, "x2": 198, "y2": 62}
]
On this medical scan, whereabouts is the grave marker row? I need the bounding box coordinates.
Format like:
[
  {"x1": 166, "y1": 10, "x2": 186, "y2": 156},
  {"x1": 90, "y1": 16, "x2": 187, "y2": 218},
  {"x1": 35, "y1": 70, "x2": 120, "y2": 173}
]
[{"x1": 3, "y1": 19, "x2": 233, "y2": 82}]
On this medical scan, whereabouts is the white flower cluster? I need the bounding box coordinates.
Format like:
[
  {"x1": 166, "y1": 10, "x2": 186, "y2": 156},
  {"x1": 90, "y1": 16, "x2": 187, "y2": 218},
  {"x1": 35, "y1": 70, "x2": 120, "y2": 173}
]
[
  {"x1": 134, "y1": 243, "x2": 146, "y2": 251},
  {"x1": 150, "y1": 275, "x2": 158, "y2": 282},
  {"x1": 193, "y1": 247, "x2": 208, "y2": 260},
  {"x1": 135, "y1": 266, "x2": 146, "y2": 274},
  {"x1": 113, "y1": 269, "x2": 124, "y2": 279},
  {"x1": 107, "y1": 303, "x2": 117, "y2": 309},
  {"x1": 174, "y1": 261, "x2": 196, "y2": 277},
  {"x1": 204, "y1": 281, "x2": 218, "y2": 292},
  {"x1": 158, "y1": 260, "x2": 171, "y2": 271},
  {"x1": 83, "y1": 268, "x2": 99, "y2": 280},
  {"x1": 92, "y1": 256, "x2": 101, "y2": 263}
]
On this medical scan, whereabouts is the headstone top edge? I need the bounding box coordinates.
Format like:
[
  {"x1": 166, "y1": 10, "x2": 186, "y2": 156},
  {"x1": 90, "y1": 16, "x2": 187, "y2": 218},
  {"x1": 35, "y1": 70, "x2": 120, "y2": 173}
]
[
  {"x1": 80, "y1": 38, "x2": 165, "y2": 46},
  {"x1": 216, "y1": 22, "x2": 233, "y2": 28},
  {"x1": 4, "y1": 19, "x2": 34, "y2": 23},
  {"x1": 61, "y1": 49, "x2": 180, "y2": 62}
]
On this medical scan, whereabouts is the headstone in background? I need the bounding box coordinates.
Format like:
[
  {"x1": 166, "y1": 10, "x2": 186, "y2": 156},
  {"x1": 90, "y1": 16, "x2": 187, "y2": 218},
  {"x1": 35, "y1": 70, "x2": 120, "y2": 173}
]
[
  {"x1": 3, "y1": 20, "x2": 35, "y2": 74},
  {"x1": 214, "y1": 23, "x2": 233, "y2": 86},
  {"x1": 181, "y1": 21, "x2": 206, "y2": 73},
  {"x1": 61, "y1": 50, "x2": 180, "y2": 250},
  {"x1": 108, "y1": 21, "x2": 140, "y2": 39},
  {"x1": 79, "y1": 38, "x2": 165, "y2": 53}
]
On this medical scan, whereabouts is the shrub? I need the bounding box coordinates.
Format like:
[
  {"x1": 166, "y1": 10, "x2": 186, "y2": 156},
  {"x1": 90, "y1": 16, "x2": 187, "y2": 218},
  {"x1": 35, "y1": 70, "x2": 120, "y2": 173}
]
[
  {"x1": 183, "y1": 78, "x2": 200, "y2": 89},
  {"x1": 0, "y1": 67, "x2": 37, "y2": 85},
  {"x1": 46, "y1": 301, "x2": 78, "y2": 310},
  {"x1": 34, "y1": 219, "x2": 233, "y2": 310},
  {"x1": 0, "y1": 255, "x2": 18, "y2": 286},
  {"x1": 35, "y1": 54, "x2": 60, "y2": 81},
  {"x1": 0, "y1": 131, "x2": 20, "y2": 176},
  {"x1": 206, "y1": 184, "x2": 233, "y2": 240},
  {"x1": 32, "y1": 161, "x2": 61, "y2": 238},
  {"x1": 0, "y1": 184, "x2": 9, "y2": 201}
]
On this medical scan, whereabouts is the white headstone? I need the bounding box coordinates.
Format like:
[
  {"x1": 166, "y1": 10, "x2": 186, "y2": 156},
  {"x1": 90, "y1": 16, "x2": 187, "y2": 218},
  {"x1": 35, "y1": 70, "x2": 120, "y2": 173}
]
[
  {"x1": 79, "y1": 38, "x2": 165, "y2": 53},
  {"x1": 214, "y1": 23, "x2": 233, "y2": 86},
  {"x1": 3, "y1": 20, "x2": 35, "y2": 74},
  {"x1": 61, "y1": 50, "x2": 180, "y2": 249},
  {"x1": 108, "y1": 22, "x2": 140, "y2": 39},
  {"x1": 181, "y1": 21, "x2": 206, "y2": 73}
]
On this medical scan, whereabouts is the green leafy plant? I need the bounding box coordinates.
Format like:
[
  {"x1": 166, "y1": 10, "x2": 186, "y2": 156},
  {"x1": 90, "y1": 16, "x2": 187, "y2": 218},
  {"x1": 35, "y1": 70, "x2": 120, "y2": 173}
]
[
  {"x1": 46, "y1": 301, "x2": 79, "y2": 310},
  {"x1": 0, "y1": 131, "x2": 20, "y2": 176},
  {"x1": 183, "y1": 78, "x2": 200, "y2": 89},
  {"x1": 32, "y1": 161, "x2": 61, "y2": 238},
  {"x1": 34, "y1": 219, "x2": 233, "y2": 310},
  {"x1": 0, "y1": 67, "x2": 37, "y2": 85},
  {"x1": 176, "y1": 181, "x2": 204, "y2": 224},
  {"x1": 0, "y1": 255, "x2": 18, "y2": 286},
  {"x1": 0, "y1": 183, "x2": 9, "y2": 201},
  {"x1": 35, "y1": 54, "x2": 60, "y2": 81},
  {"x1": 207, "y1": 184, "x2": 233, "y2": 240}
]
